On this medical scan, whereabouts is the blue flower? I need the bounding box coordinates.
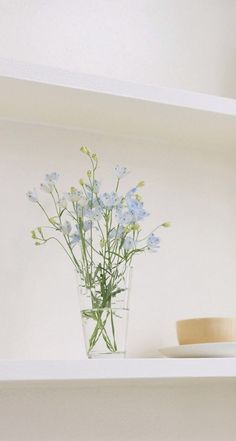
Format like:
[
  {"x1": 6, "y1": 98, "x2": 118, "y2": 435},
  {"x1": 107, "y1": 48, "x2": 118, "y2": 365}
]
[
  {"x1": 125, "y1": 188, "x2": 149, "y2": 223},
  {"x1": 116, "y1": 210, "x2": 133, "y2": 225},
  {"x1": 84, "y1": 207, "x2": 102, "y2": 221},
  {"x1": 123, "y1": 237, "x2": 136, "y2": 250},
  {"x1": 45, "y1": 172, "x2": 59, "y2": 183},
  {"x1": 93, "y1": 180, "x2": 100, "y2": 193},
  {"x1": 130, "y1": 207, "x2": 149, "y2": 222},
  {"x1": 75, "y1": 221, "x2": 97, "y2": 234},
  {"x1": 109, "y1": 225, "x2": 125, "y2": 239},
  {"x1": 26, "y1": 189, "x2": 38, "y2": 203},
  {"x1": 84, "y1": 190, "x2": 94, "y2": 202},
  {"x1": 83, "y1": 220, "x2": 93, "y2": 232},
  {"x1": 40, "y1": 182, "x2": 54, "y2": 193},
  {"x1": 147, "y1": 234, "x2": 160, "y2": 251},
  {"x1": 126, "y1": 197, "x2": 140, "y2": 211},
  {"x1": 115, "y1": 165, "x2": 129, "y2": 179},
  {"x1": 100, "y1": 192, "x2": 120, "y2": 208},
  {"x1": 66, "y1": 189, "x2": 83, "y2": 203},
  {"x1": 70, "y1": 232, "x2": 81, "y2": 246},
  {"x1": 62, "y1": 221, "x2": 72, "y2": 234},
  {"x1": 126, "y1": 187, "x2": 137, "y2": 199},
  {"x1": 76, "y1": 205, "x2": 83, "y2": 217},
  {"x1": 58, "y1": 197, "x2": 67, "y2": 209}
]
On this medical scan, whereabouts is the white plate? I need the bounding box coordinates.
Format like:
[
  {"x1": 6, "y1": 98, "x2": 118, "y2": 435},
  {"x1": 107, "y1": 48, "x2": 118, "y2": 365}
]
[{"x1": 159, "y1": 342, "x2": 236, "y2": 358}]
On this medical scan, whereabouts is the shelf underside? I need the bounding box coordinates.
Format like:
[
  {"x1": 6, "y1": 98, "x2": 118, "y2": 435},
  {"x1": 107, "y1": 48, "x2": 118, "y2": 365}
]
[
  {"x1": 1, "y1": 364, "x2": 235, "y2": 441},
  {"x1": 0, "y1": 75, "x2": 235, "y2": 151}
]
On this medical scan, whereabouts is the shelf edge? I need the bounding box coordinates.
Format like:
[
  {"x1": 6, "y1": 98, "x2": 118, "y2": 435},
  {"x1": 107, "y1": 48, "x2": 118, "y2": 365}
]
[{"x1": 0, "y1": 57, "x2": 236, "y2": 116}]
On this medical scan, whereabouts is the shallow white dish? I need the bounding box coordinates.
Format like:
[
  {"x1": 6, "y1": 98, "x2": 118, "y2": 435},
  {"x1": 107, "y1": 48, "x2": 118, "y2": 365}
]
[{"x1": 159, "y1": 342, "x2": 236, "y2": 358}]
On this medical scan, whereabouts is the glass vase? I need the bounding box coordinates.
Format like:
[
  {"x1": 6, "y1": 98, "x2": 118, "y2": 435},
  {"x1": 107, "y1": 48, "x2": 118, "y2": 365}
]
[{"x1": 77, "y1": 264, "x2": 132, "y2": 359}]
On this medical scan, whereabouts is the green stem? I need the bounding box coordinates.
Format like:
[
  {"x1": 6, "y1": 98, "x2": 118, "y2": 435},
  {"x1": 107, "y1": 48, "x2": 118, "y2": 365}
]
[
  {"x1": 45, "y1": 237, "x2": 79, "y2": 270},
  {"x1": 89, "y1": 309, "x2": 116, "y2": 353},
  {"x1": 110, "y1": 310, "x2": 117, "y2": 351}
]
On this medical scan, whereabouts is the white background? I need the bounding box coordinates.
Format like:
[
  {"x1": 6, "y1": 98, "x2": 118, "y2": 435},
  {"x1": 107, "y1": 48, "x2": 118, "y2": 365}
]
[{"x1": 0, "y1": 0, "x2": 235, "y2": 97}]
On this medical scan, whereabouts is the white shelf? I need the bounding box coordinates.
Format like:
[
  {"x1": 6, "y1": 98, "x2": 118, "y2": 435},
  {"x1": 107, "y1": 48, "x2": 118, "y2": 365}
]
[
  {"x1": 0, "y1": 58, "x2": 235, "y2": 150},
  {"x1": 2, "y1": 359, "x2": 236, "y2": 441},
  {"x1": 1, "y1": 359, "x2": 236, "y2": 386}
]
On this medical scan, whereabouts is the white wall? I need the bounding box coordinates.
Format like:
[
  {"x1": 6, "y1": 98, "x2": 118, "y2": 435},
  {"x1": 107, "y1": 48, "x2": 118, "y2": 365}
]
[
  {"x1": 0, "y1": 120, "x2": 235, "y2": 359},
  {"x1": 0, "y1": 0, "x2": 235, "y2": 97}
]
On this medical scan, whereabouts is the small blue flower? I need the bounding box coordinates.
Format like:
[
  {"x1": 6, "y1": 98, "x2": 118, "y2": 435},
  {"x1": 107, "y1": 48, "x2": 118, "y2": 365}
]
[
  {"x1": 83, "y1": 220, "x2": 93, "y2": 232},
  {"x1": 58, "y1": 197, "x2": 67, "y2": 209},
  {"x1": 93, "y1": 180, "x2": 100, "y2": 193},
  {"x1": 76, "y1": 203, "x2": 87, "y2": 216},
  {"x1": 66, "y1": 189, "x2": 83, "y2": 203},
  {"x1": 130, "y1": 207, "x2": 149, "y2": 222},
  {"x1": 70, "y1": 232, "x2": 81, "y2": 246},
  {"x1": 109, "y1": 225, "x2": 125, "y2": 239},
  {"x1": 76, "y1": 221, "x2": 97, "y2": 234},
  {"x1": 100, "y1": 192, "x2": 120, "y2": 208},
  {"x1": 40, "y1": 182, "x2": 54, "y2": 193},
  {"x1": 126, "y1": 197, "x2": 139, "y2": 211},
  {"x1": 45, "y1": 172, "x2": 59, "y2": 183},
  {"x1": 84, "y1": 207, "x2": 102, "y2": 221},
  {"x1": 26, "y1": 189, "x2": 38, "y2": 203},
  {"x1": 115, "y1": 165, "x2": 129, "y2": 179},
  {"x1": 125, "y1": 188, "x2": 149, "y2": 222},
  {"x1": 126, "y1": 187, "x2": 137, "y2": 199},
  {"x1": 123, "y1": 237, "x2": 136, "y2": 250},
  {"x1": 84, "y1": 190, "x2": 94, "y2": 202},
  {"x1": 116, "y1": 210, "x2": 133, "y2": 225},
  {"x1": 147, "y1": 233, "x2": 160, "y2": 251},
  {"x1": 62, "y1": 221, "x2": 72, "y2": 234}
]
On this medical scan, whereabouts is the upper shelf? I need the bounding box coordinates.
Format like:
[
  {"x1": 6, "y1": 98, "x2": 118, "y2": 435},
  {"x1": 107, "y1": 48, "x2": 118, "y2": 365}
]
[
  {"x1": 1, "y1": 359, "x2": 236, "y2": 386},
  {"x1": 0, "y1": 58, "x2": 235, "y2": 150}
]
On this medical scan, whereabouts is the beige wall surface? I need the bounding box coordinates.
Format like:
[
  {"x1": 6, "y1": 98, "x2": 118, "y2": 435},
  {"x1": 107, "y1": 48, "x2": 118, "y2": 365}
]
[
  {"x1": 0, "y1": 120, "x2": 235, "y2": 359},
  {"x1": 1, "y1": 382, "x2": 236, "y2": 441},
  {"x1": 0, "y1": 0, "x2": 235, "y2": 97}
]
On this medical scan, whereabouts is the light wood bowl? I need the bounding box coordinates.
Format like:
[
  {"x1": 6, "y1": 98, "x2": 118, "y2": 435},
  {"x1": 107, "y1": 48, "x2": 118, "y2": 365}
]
[{"x1": 176, "y1": 317, "x2": 236, "y2": 345}]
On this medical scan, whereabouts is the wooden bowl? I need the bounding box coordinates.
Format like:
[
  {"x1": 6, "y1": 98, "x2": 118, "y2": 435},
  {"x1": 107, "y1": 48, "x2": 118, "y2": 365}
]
[{"x1": 176, "y1": 317, "x2": 236, "y2": 345}]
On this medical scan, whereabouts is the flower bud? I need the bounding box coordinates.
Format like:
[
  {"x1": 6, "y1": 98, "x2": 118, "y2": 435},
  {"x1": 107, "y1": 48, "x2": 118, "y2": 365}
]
[
  {"x1": 80, "y1": 146, "x2": 90, "y2": 155},
  {"x1": 37, "y1": 227, "x2": 43, "y2": 237},
  {"x1": 125, "y1": 225, "x2": 132, "y2": 233},
  {"x1": 137, "y1": 180, "x2": 145, "y2": 188},
  {"x1": 31, "y1": 230, "x2": 36, "y2": 239},
  {"x1": 132, "y1": 223, "x2": 141, "y2": 231},
  {"x1": 79, "y1": 179, "x2": 84, "y2": 186},
  {"x1": 92, "y1": 153, "x2": 97, "y2": 161},
  {"x1": 49, "y1": 217, "x2": 57, "y2": 225},
  {"x1": 87, "y1": 170, "x2": 92, "y2": 178},
  {"x1": 162, "y1": 222, "x2": 171, "y2": 228}
]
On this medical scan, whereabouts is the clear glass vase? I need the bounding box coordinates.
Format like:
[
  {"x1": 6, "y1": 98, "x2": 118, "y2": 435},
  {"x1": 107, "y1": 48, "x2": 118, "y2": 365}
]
[{"x1": 77, "y1": 264, "x2": 132, "y2": 359}]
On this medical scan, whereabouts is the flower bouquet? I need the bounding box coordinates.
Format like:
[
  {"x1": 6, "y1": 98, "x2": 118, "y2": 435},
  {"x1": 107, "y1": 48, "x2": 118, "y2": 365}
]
[{"x1": 27, "y1": 147, "x2": 170, "y2": 358}]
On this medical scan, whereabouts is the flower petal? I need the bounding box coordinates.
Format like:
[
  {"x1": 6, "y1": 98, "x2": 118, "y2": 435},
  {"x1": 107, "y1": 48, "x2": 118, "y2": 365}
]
[
  {"x1": 115, "y1": 165, "x2": 129, "y2": 179},
  {"x1": 26, "y1": 189, "x2": 38, "y2": 202}
]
